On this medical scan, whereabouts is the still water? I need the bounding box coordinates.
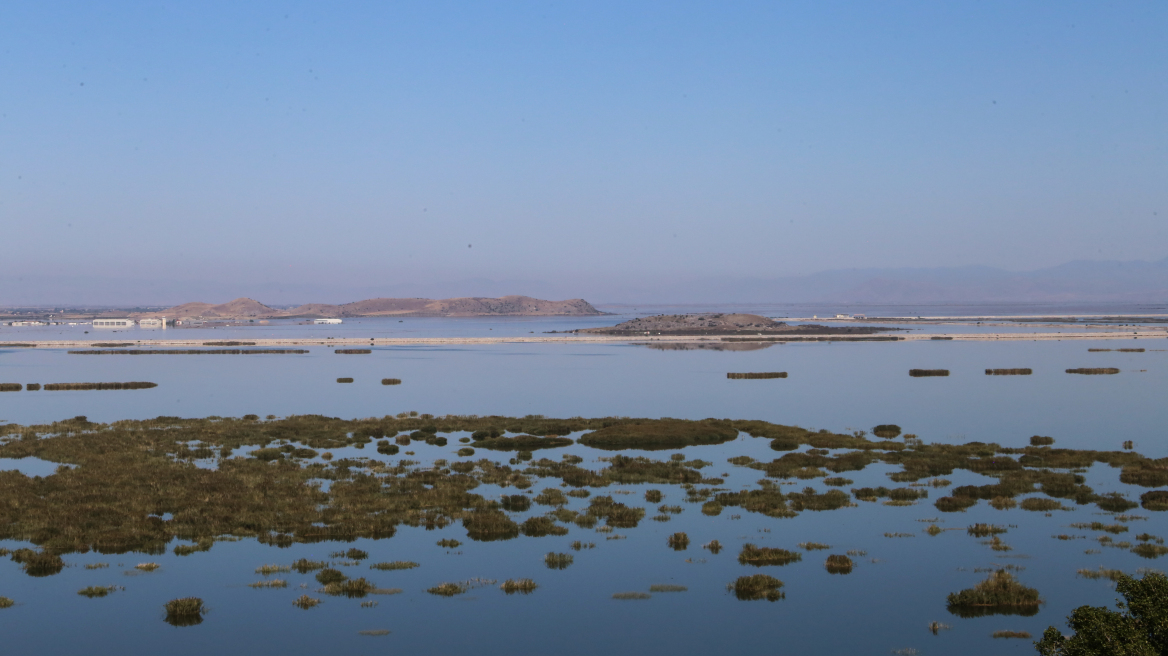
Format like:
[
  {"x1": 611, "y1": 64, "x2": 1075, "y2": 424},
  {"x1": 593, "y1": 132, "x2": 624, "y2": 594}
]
[{"x1": 0, "y1": 322, "x2": 1165, "y2": 655}]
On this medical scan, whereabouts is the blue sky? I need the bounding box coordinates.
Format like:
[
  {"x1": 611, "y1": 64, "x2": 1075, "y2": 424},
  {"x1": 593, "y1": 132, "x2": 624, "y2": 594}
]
[{"x1": 1, "y1": 2, "x2": 1165, "y2": 303}]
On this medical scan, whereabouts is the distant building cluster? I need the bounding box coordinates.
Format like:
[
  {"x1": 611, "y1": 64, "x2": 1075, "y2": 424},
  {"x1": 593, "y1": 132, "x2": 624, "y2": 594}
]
[{"x1": 6, "y1": 317, "x2": 171, "y2": 328}]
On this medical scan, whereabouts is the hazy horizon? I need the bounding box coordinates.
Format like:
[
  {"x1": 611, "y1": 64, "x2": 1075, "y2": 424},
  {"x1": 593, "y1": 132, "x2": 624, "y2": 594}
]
[{"x1": 3, "y1": 2, "x2": 1166, "y2": 305}]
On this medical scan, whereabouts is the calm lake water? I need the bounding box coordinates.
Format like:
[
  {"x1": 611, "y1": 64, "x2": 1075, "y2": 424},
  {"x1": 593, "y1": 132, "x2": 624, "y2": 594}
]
[{"x1": 0, "y1": 314, "x2": 1165, "y2": 655}]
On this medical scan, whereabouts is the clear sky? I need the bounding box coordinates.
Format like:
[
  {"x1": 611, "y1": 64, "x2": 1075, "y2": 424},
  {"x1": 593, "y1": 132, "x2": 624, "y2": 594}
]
[{"x1": 1, "y1": 1, "x2": 1165, "y2": 304}]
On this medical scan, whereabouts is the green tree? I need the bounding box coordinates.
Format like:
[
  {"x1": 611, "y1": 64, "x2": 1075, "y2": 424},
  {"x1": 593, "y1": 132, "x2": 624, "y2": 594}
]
[{"x1": 1036, "y1": 572, "x2": 1167, "y2": 656}]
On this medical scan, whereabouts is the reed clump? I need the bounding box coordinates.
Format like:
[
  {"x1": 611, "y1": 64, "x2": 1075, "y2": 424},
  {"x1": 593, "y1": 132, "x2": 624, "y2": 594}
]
[
  {"x1": 704, "y1": 540, "x2": 723, "y2": 554},
  {"x1": 0, "y1": 383, "x2": 21, "y2": 392},
  {"x1": 427, "y1": 582, "x2": 467, "y2": 596},
  {"x1": 798, "y1": 542, "x2": 830, "y2": 551},
  {"x1": 909, "y1": 369, "x2": 949, "y2": 377},
  {"x1": 1131, "y1": 544, "x2": 1168, "y2": 559},
  {"x1": 667, "y1": 532, "x2": 690, "y2": 551},
  {"x1": 85, "y1": 563, "x2": 109, "y2": 570},
  {"x1": 315, "y1": 568, "x2": 347, "y2": 585},
  {"x1": 78, "y1": 585, "x2": 119, "y2": 598},
  {"x1": 872, "y1": 425, "x2": 902, "y2": 438},
  {"x1": 11, "y1": 550, "x2": 65, "y2": 577},
  {"x1": 500, "y1": 578, "x2": 538, "y2": 595},
  {"x1": 335, "y1": 349, "x2": 372, "y2": 354},
  {"x1": 544, "y1": 552, "x2": 573, "y2": 570},
  {"x1": 437, "y1": 539, "x2": 461, "y2": 548},
  {"x1": 824, "y1": 554, "x2": 853, "y2": 574},
  {"x1": 381, "y1": 379, "x2": 401, "y2": 385},
  {"x1": 1020, "y1": 498, "x2": 1064, "y2": 512},
  {"x1": 369, "y1": 561, "x2": 418, "y2": 571},
  {"x1": 1077, "y1": 567, "x2": 1125, "y2": 581},
  {"x1": 968, "y1": 524, "x2": 1008, "y2": 537},
  {"x1": 43, "y1": 382, "x2": 157, "y2": 391},
  {"x1": 727, "y1": 372, "x2": 787, "y2": 379},
  {"x1": 1140, "y1": 491, "x2": 1168, "y2": 511},
  {"x1": 323, "y1": 577, "x2": 375, "y2": 597},
  {"x1": 986, "y1": 369, "x2": 1032, "y2": 375},
  {"x1": 26, "y1": 383, "x2": 41, "y2": 391},
  {"x1": 291, "y1": 559, "x2": 327, "y2": 574},
  {"x1": 248, "y1": 579, "x2": 288, "y2": 588},
  {"x1": 1029, "y1": 435, "x2": 1055, "y2": 446},
  {"x1": 946, "y1": 570, "x2": 1041, "y2": 617},
  {"x1": 0, "y1": 597, "x2": 13, "y2": 608},
  {"x1": 728, "y1": 574, "x2": 784, "y2": 601},
  {"x1": 738, "y1": 544, "x2": 801, "y2": 566},
  {"x1": 293, "y1": 594, "x2": 321, "y2": 609},
  {"x1": 163, "y1": 597, "x2": 205, "y2": 625},
  {"x1": 1066, "y1": 368, "x2": 1120, "y2": 375},
  {"x1": 256, "y1": 564, "x2": 291, "y2": 575}
]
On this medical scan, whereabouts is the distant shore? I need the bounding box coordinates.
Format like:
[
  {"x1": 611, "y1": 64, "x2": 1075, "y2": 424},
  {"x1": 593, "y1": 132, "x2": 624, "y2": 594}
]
[{"x1": 3, "y1": 328, "x2": 1165, "y2": 348}]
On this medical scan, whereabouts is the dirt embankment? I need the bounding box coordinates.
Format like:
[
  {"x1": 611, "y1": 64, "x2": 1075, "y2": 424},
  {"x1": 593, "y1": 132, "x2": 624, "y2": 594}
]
[{"x1": 577, "y1": 313, "x2": 892, "y2": 336}]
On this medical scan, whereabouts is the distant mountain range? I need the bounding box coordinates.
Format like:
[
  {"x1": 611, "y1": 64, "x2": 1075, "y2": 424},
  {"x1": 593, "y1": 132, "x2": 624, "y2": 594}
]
[{"x1": 137, "y1": 296, "x2": 602, "y2": 320}]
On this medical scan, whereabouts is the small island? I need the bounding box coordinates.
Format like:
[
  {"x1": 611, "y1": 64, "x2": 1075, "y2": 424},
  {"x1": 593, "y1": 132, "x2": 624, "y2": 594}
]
[{"x1": 571, "y1": 313, "x2": 893, "y2": 337}]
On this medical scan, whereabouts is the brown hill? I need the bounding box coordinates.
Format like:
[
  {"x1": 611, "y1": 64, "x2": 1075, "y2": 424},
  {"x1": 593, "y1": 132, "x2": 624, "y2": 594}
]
[{"x1": 143, "y1": 296, "x2": 602, "y2": 320}]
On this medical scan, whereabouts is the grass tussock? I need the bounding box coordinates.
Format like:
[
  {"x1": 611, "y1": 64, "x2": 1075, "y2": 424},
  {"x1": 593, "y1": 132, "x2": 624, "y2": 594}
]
[
  {"x1": 872, "y1": 425, "x2": 902, "y2": 438},
  {"x1": 992, "y1": 630, "x2": 1032, "y2": 639},
  {"x1": 78, "y1": 585, "x2": 119, "y2": 598},
  {"x1": 335, "y1": 349, "x2": 372, "y2": 354},
  {"x1": 291, "y1": 559, "x2": 327, "y2": 574},
  {"x1": 437, "y1": 539, "x2": 461, "y2": 548},
  {"x1": 84, "y1": 563, "x2": 109, "y2": 570},
  {"x1": 323, "y1": 577, "x2": 375, "y2": 597},
  {"x1": 612, "y1": 591, "x2": 651, "y2": 600},
  {"x1": 0, "y1": 383, "x2": 22, "y2": 392},
  {"x1": 135, "y1": 563, "x2": 160, "y2": 572},
  {"x1": 336, "y1": 378, "x2": 354, "y2": 383},
  {"x1": 427, "y1": 582, "x2": 468, "y2": 596},
  {"x1": 381, "y1": 379, "x2": 401, "y2": 385},
  {"x1": 968, "y1": 524, "x2": 1008, "y2": 537},
  {"x1": 43, "y1": 382, "x2": 157, "y2": 391},
  {"x1": 798, "y1": 542, "x2": 830, "y2": 551},
  {"x1": 1077, "y1": 567, "x2": 1125, "y2": 581},
  {"x1": 909, "y1": 369, "x2": 949, "y2": 377},
  {"x1": 704, "y1": 540, "x2": 723, "y2": 554},
  {"x1": 256, "y1": 564, "x2": 291, "y2": 575},
  {"x1": 728, "y1": 574, "x2": 784, "y2": 601},
  {"x1": 1020, "y1": 498, "x2": 1065, "y2": 512},
  {"x1": 824, "y1": 554, "x2": 853, "y2": 574},
  {"x1": 249, "y1": 579, "x2": 288, "y2": 588},
  {"x1": 163, "y1": 597, "x2": 205, "y2": 625},
  {"x1": 292, "y1": 594, "x2": 321, "y2": 609},
  {"x1": 1029, "y1": 435, "x2": 1055, "y2": 446},
  {"x1": 1066, "y1": 368, "x2": 1120, "y2": 375},
  {"x1": 369, "y1": 561, "x2": 418, "y2": 571},
  {"x1": 727, "y1": 372, "x2": 787, "y2": 379},
  {"x1": 545, "y1": 552, "x2": 574, "y2": 570},
  {"x1": 986, "y1": 369, "x2": 1032, "y2": 375},
  {"x1": 315, "y1": 568, "x2": 347, "y2": 585},
  {"x1": 738, "y1": 544, "x2": 801, "y2": 566},
  {"x1": 649, "y1": 584, "x2": 687, "y2": 592},
  {"x1": 667, "y1": 532, "x2": 690, "y2": 550},
  {"x1": 0, "y1": 597, "x2": 13, "y2": 608},
  {"x1": 1132, "y1": 544, "x2": 1168, "y2": 559},
  {"x1": 500, "y1": 578, "x2": 538, "y2": 595},
  {"x1": 946, "y1": 570, "x2": 1041, "y2": 617}
]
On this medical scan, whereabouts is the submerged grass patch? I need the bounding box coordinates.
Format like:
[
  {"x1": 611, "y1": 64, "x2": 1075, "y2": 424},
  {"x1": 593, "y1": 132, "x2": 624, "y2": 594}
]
[
  {"x1": 824, "y1": 554, "x2": 853, "y2": 574},
  {"x1": 612, "y1": 591, "x2": 651, "y2": 600},
  {"x1": 545, "y1": 552, "x2": 574, "y2": 570},
  {"x1": 0, "y1": 597, "x2": 13, "y2": 608},
  {"x1": 293, "y1": 594, "x2": 321, "y2": 609},
  {"x1": 649, "y1": 584, "x2": 687, "y2": 592},
  {"x1": 909, "y1": 369, "x2": 949, "y2": 377},
  {"x1": 726, "y1": 372, "x2": 787, "y2": 379},
  {"x1": 1066, "y1": 368, "x2": 1120, "y2": 375}
]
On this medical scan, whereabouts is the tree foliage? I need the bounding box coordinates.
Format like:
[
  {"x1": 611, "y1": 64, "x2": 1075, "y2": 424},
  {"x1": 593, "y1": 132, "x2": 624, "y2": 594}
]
[{"x1": 1035, "y1": 572, "x2": 1168, "y2": 656}]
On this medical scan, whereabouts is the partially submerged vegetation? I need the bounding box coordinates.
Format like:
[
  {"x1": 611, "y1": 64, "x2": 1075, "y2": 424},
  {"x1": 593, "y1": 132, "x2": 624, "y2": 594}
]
[
  {"x1": 909, "y1": 369, "x2": 949, "y2": 377},
  {"x1": 726, "y1": 372, "x2": 787, "y2": 379},
  {"x1": 163, "y1": 597, "x2": 206, "y2": 626},
  {"x1": 1066, "y1": 368, "x2": 1120, "y2": 375},
  {"x1": 946, "y1": 570, "x2": 1041, "y2": 617},
  {"x1": 738, "y1": 544, "x2": 801, "y2": 566},
  {"x1": 728, "y1": 574, "x2": 784, "y2": 601},
  {"x1": 986, "y1": 369, "x2": 1032, "y2": 375}
]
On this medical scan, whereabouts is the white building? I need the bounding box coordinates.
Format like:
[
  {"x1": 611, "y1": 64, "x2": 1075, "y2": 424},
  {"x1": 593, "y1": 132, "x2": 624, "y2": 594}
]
[
  {"x1": 138, "y1": 317, "x2": 167, "y2": 328},
  {"x1": 93, "y1": 318, "x2": 135, "y2": 328},
  {"x1": 313, "y1": 318, "x2": 343, "y2": 324}
]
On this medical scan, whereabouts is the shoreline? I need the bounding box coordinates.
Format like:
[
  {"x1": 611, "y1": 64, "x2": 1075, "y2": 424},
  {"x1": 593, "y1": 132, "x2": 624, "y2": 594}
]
[{"x1": 2, "y1": 329, "x2": 1166, "y2": 348}]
